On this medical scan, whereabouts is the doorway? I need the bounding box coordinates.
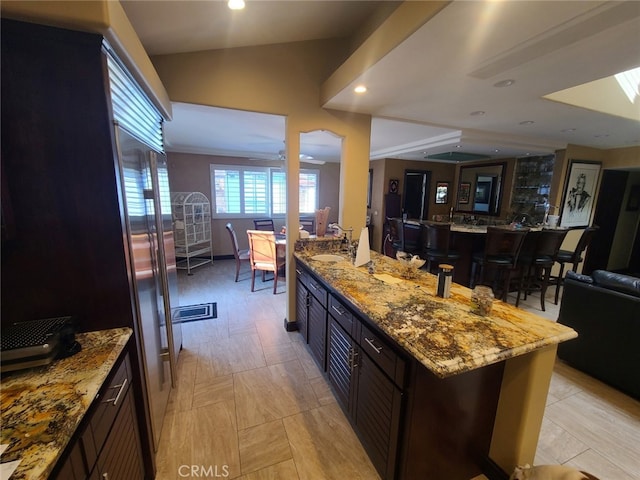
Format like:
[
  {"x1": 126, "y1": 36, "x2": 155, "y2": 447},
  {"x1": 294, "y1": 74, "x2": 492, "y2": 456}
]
[{"x1": 403, "y1": 170, "x2": 430, "y2": 220}]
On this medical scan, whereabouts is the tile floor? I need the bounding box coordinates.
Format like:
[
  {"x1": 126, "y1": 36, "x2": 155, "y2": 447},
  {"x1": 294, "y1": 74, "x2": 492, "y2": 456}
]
[{"x1": 154, "y1": 259, "x2": 639, "y2": 480}]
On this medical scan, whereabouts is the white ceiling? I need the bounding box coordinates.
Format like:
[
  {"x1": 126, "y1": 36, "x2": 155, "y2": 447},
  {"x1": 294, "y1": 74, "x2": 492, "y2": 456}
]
[{"x1": 121, "y1": 0, "x2": 640, "y2": 163}]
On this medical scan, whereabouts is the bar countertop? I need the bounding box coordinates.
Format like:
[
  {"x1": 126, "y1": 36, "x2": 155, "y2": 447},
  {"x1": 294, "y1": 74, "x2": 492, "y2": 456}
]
[
  {"x1": 294, "y1": 249, "x2": 577, "y2": 378},
  {"x1": 0, "y1": 328, "x2": 132, "y2": 480}
]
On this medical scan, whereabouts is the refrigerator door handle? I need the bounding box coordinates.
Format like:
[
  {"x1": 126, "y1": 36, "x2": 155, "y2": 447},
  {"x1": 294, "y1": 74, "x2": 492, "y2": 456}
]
[{"x1": 148, "y1": 151, "x2": 178, "y2": 387}]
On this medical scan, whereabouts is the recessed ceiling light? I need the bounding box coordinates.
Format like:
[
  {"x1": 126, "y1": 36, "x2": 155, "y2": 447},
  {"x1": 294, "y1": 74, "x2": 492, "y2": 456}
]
[
  {"x1": 594, "y1": 134, "x2": 610, "y2": 138},
  {"x1": 494, "y1": 79, "x2": 516, "y2": 88},
  {"x1": 494, "y1": 149, "x2": 500, "y2": 153},
  {"x1": 354, "y1": 85, "x2": 367, "y2": 94},
  {"x1": 228, "y1": 0, "x2": 245, "y2": 10},
  {"x1": 519, "y1": 120, "x2": 535, "y2": 125},
  {"x1": 470, "y1": 111, "x2": 485, "y2": 116},
  {"x1": 561, "y1": 128, "x2": 576, "y2": 133}
]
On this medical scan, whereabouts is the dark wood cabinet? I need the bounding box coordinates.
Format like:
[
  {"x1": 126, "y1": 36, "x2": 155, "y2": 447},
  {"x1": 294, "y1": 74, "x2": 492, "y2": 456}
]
[
  {"x1": 296, "y1": 262, "x2": 328, "y2": 371},
  {"x1": 320, "y1": 282, "x2": 406, "y2": 480},
  {"x1": 51, "y1": 353, "x2": 144, "y2": 480},
  {"x1": 327, "y1": 317, "x2": 358, "y2": 412},
  {"x1": 295, "y1": 278, "x2": 309, "y2": 343},
  {"x1": 356, "y1": 351, "x2": 403, "y2": 480}
]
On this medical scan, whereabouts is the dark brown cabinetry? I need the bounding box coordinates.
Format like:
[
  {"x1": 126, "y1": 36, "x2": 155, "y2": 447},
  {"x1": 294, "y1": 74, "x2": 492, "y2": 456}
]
[
  {"x1": 52, "y1": 353, "x2": 144, "y2": 480},
  {"x1": 296, "y1": 261, "x2": 405, "y2": 480},
  {"x1": 296, "y1": 265, "x2": 328, "y2": 371}
]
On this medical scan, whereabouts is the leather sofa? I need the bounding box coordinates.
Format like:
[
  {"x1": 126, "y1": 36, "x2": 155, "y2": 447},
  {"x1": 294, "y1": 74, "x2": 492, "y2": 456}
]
[{"x1": 557, "y1": 270, "x2": 640, "y2": 400}]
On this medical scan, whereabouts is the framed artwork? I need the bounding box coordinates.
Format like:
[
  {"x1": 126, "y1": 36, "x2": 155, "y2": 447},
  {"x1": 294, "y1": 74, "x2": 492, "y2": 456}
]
[
  {"x1": 458, "y1": 182, "x2": 471, "y2": 204},
  {"x1": 389, "y1": 179, "x2": 399, "y2": 194},
  {"x1": 627, "y1": 184, "x2": 640, "y2": 212},
  {"x1": 560, "y1": 160, "x2": 601, "y2": 228},
  {"x1": 435, "y1": 181, "x2": 449, "y2": 204}
]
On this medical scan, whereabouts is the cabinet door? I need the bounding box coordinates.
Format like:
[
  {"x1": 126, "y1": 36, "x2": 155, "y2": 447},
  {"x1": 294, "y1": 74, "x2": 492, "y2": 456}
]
[
  {"x1": 307, "y1": 293, "x2": 327, "y2": 371},
  {"x1": 327, "y1": 317, "x2": 357, "y2": 413},
  {"x1": 95, "y1": 389, "x2": 144, "y2": 479},
  {"x1": 295, "y1": 279, "x2": 309, "y2": 343},
  {"x1": 356, "y1": 352, "x2": 403, "y2": 480}
]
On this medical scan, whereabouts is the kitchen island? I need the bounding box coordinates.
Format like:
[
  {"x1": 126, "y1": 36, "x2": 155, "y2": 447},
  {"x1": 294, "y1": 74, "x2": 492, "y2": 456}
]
[
  {"x1": 0, "y1": 328, "x2": 133, "y2": 480},
  {"x1": 294, "y1": 249, "x2": 576, "y2": 479}
]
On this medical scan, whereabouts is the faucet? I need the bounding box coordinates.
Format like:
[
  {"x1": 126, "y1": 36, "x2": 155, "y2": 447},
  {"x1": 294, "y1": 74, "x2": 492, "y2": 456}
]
[{"x1": 329, "y1": 223, "x2": 355, "y2": 260}]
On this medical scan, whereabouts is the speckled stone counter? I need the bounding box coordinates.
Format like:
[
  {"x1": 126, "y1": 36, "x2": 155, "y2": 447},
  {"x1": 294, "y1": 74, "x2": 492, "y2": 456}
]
[
  {"x1": 295, "y1": 250, "x2": 576, "y2": 378},
  {"x1": 0, "y1": 328, "x2": 132, "y2": 480}
]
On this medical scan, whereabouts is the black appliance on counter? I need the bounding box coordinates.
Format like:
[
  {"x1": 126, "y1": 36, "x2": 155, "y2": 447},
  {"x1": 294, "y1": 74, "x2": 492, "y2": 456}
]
[{"x1": 0, "y1": 316, "x2": 81, "y2": 373}]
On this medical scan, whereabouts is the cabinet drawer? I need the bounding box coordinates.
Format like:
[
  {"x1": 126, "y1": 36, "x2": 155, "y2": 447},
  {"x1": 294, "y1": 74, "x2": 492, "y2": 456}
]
[
  {"x1": 359, "y1": 323, "x2": 405, "y2": 388},
  {"x1": 329, "y1": 295, "x2": 357, "y2": 338},
  {"x1": 307, "y1": 275, "x2": 328, "y2": 307},
  {"x1": 90, "y1": 354, "x2": 131, "y2": 454},
  {"x1": 295, "y1": 263, "x2": 309, "y2": 287}
]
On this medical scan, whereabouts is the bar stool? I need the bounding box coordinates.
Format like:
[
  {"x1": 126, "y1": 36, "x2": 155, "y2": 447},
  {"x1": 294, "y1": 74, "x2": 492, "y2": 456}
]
[
  {"x1": 516, "y1": 228, "x2": 568, "y2": 311},
  {"x1": 471, "y1": 227, "x2": 529, "y2": 301},
  {"x1": 423, "y1": 222, "x2": 460, "y2": 273},
  {"x1": 391, "y1": 218, "x2": 422, "y2": 255},
  {"x1": 552, "y1": 225, "x2": 599, "y2": 304}
]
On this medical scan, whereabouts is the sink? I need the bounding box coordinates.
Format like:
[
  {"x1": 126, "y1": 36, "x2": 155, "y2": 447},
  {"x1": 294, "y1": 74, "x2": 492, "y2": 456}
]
[{"x1": 311, "y1": 254, "x2": 346, "y2": 263}]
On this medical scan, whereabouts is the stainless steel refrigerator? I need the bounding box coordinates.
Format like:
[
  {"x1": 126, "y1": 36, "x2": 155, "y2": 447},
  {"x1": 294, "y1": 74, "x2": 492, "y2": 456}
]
[{"x1": 115, "y1": 125, "x2": 182, "y2": 451}]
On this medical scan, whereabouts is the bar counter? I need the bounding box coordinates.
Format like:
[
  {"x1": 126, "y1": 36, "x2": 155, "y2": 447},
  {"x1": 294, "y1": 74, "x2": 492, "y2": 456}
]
[
  {"x1": 294, "y1": 249, "x2": 576, "y2": 378},
  {"x1": 294, "y1": 248, "x2": 577, "y2": 476}
]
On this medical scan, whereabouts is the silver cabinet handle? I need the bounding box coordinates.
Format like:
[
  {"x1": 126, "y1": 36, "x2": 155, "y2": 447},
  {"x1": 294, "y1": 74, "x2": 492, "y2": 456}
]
[
  {"x1": 331, "y1": 305, "x2": 345, "y2": 316},
  {"x1": 102, "y1": 378, "x2": 127, "y2": 406},
  {"x1": 103, "y1": 473, "x2": 109, "y2": 480},
  {"x1": 364, "y1": 337, "x2": 383, "y2": 354},
  {"x1": 348, "y1": 348, "x2": 359, "y2": 371}
]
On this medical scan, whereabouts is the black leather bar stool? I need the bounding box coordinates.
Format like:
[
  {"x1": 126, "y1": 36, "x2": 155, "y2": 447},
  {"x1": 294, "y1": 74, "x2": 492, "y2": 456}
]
[
  {"x1": 516, "y1": 228, "x2": 568, "y2": 311},
  {"x1": 552, "y1": 225, "x2": 599, "y2": 304},
  {"x1": 391, "y1": 218, "x2": 422, "y2": 255},
  {"x1": 423, "y1": 222, "x2": 460, "y2": 273},
  {"x1": 471, "y1": 227, "x2": 529, "y2": 301}
]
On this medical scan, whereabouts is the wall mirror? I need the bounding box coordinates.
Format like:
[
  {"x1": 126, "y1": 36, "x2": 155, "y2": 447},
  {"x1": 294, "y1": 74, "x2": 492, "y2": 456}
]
[{"x1": 456, "y1": 162, "x2": 506, "y2": 216}]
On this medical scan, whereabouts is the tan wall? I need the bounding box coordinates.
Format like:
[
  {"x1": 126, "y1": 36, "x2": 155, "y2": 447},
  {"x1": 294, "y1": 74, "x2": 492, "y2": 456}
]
[{"x1": 167, "y1": 152, "x2": 340, "y2": 256}]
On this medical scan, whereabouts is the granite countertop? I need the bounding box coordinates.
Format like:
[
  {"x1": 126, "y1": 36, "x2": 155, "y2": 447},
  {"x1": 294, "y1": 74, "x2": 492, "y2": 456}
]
[
  {"x1": 295, "y1": 249, "x2": 576, "y2": 378},
  {"x1": 0, "y1": 328, "x2": 132, "y2": 480}
]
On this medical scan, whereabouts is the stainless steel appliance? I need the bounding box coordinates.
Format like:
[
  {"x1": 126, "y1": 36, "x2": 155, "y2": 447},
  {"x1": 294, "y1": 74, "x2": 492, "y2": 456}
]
[{"x1": 115, "y1": 125, "x2": 182, "y2": 451}]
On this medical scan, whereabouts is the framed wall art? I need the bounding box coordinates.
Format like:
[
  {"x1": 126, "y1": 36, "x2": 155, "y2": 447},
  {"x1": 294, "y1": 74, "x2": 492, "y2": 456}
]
[
  {"x1": 560, "y1": 160, "x2": 601, "y2": 228},
  {"x1": 435, "y1": 181, "x2": 449, "y2": 204},
  {"x1": 458, "y1": 182, "x2": 471, "y2": 204}
]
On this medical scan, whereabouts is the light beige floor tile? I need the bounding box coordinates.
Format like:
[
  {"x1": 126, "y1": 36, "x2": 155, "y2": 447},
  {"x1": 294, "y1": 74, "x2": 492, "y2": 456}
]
[
  {"x1": 290, "y1": 339, "x2": 323, "y2": 379},
  {"x1": 192, "y1": 374, "x2": 235, "y2": 409},
  {"x1": 238, "y1": 459, "x2": 300, "y2": 480},
  {"x1": 262, "y1": 342, "x2": 298, "y2": 366},
  {"x1": 155, "y1": 399, "x2": 241, "y2": 480},
  {"x1": 534, "y1": 417, "x2": 588, "y2": 465},
  {"x1": 544, "y1": 390, "x2": 640, "y2": 478},
  {"x1": 165, "y1": 355, "x2": 197, "y2": 413},
  {"x1": 565, "y1": 448, "x2": 637, "y2": 480},
  {"x1": 238, "y1": 419, "x2": 292, "y2": 474},
  {"x1": 199, "y1": 333, "x2": 267, "y2": 378},
  {"x1": 234, "y1": 360, "x2": 320, "y2": 430},
  {"x1": 309, "y1": 375, "x2": 336, "y2": 406},
  {"x1": 282, "y1": 403, "x2": 380, "y2": 480}
]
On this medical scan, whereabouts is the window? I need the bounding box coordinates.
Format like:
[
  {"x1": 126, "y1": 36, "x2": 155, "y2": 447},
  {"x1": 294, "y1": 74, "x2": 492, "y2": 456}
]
[{"x1": 211, "y1": 165, "x2": 319, "y2": 217}]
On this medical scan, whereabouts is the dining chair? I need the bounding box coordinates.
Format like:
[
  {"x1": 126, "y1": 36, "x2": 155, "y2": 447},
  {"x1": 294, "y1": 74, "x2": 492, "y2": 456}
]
[
  {"x1": 299, "y1": 216, "x2": 316, "y2": 234},
  {"x1": 253, "y1": 218, "x2": 275, "y2": 231},
  {"x1": 551, "y1": 225, "x2": 599, "y2": 304},
  {"x1": 515, "y1": 228, "x2": 568, "y2": 311},
  {"x1": 225, "y1": 223, "x2": 250, "y2": 282},
  {"x1": 471, "y1": 227, "x2": 529, "y2": 301},
  {"x1": 423, "y1": 222, "x2": 460, "y2": 273},
  {"x1": 246, "y1": 229, "x2": 286, "y2": 294}
]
